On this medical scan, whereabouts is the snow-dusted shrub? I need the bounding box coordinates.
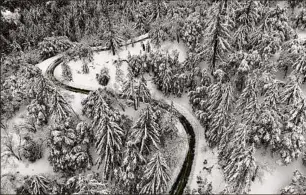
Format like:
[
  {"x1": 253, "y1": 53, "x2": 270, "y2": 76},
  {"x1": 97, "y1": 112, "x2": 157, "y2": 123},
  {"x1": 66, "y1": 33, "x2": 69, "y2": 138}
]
[
  {"x1": 278, "y1": 122, "x2": 305, "y2": 165},
  {"x1": 61, "y1": 61, "x2": 73, "y2": 81},
  {"x1": 280, "y1": 170, "x2": 306, "y2": 194},
  {"x1": 65, "y1": 173, "x2": 110, "y2": 195},
  {"x1": 38, "y1": 36, "x2": 74, "y2": 60},
  {"x1": 96, "y1": 67, "x2": 110, "y2": 86},
  {"x1": 48, "y1": 120, "x2": 92, "y2": 175},
  {"x1": 16, "y1": 174, "x2": 52, "y2": 195},
  {"x1": 20, "y1": 135, "x2": 42, "y2": 162},
  {"x1": 27, "y1": 100, "x2": 48, "y2": 126}
]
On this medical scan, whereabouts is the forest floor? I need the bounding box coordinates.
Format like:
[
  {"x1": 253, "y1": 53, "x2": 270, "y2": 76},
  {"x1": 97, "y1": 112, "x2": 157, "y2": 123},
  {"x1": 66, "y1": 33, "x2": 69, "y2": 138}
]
[{"x1": 2, "y1": 29, "x2": 306, "y2": 193}]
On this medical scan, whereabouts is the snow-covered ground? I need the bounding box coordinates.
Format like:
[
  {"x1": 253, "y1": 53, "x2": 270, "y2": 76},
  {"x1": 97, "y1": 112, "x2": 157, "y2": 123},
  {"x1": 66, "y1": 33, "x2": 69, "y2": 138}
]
[{"x1": 250, "y1": 149, "x2": 306, "y2": 194}]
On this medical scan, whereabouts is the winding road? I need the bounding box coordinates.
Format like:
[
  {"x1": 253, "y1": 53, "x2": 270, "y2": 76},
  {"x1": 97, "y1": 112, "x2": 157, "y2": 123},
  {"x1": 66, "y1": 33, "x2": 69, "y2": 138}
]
[{"x1": 44, "y1": 39, "x2": 195, "y2": 195}]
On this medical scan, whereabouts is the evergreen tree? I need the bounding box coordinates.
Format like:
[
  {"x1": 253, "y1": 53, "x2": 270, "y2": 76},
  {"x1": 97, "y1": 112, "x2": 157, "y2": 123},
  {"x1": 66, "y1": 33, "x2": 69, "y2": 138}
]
[
  {"x1": 135, "y1": 76, "x2": 151, "y2": 107},
  {"x1": 233, "y1": 0, "x2": 262, "y2": 50},
  {"x1": 117, "y1": 143, "x2": 145, "y2": 194},
  {"x1": 149, "y1": 20, "x2": 168, "y2": 48},
  {"x1": 189, "y1": 85, "x2": 209, "y2": 111},
  {"x1": 223, "y1": 145, "x2": 257, "y2": 194},
  {"x1": 219, "y1": 123, "x2": 258, "y2": 194},
  {"x1": 104, "y1": 0, "x2": 125, "y2": 55},
  {"x1": 49, "y1": 90, "x2": 76, "y2": 122},
  {"x1": 206, "y1": 82, "x2": 235, "y2": 147},
  {"x1": 197, "y1": 1, "x2": 232, "y2": 73},
  {"x1": 139, "y1": 152, "x2": 170, "y2": 194},
  {"x1": 292, "y1": 51, "x2": 306, "y2": 82},
  {"x1": 180, "y1": 13, "x2": 205, "y2": 51},
  {"x1": 61, "y1": 61, "x2": 73, "y2": 81},
  {"x1": 129, "y1": 105, "x2": 160, "y2": 154},
  {"x1": 121, "y1": 76, "x2": 138, "y2": 109},
  {"x1": 95, "y1": 116, "x2": 124, "y2": 180},
  {"x1": 48, "y1": 120, "x2": 92, "y2": 175},
  {"x1": 281, "y1": 75, "x2": 304, "y2": 106},
  {"x1": 236, "y1": 73, "x2": 260, "y2": 117},
  {"x1": 135, "y1": 14, "x2": 149, "y2": 34},
  {"x1": 288, "y1": 98, "x2": 306, "y2": 133},
  {"x1": 17, "y1": 175, "x2": 52, "y2": 195}
]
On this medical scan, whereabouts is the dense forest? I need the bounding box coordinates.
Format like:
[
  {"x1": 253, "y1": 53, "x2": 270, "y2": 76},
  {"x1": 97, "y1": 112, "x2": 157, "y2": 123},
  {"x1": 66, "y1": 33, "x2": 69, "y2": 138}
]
[{"x1": 1, "y1": 0, "x2": 306, "y2": 194}]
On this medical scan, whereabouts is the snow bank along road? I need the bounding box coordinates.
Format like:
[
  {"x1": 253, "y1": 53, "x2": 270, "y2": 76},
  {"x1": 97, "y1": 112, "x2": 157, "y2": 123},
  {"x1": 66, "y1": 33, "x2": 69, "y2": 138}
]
[{"x1": 44, "y1": 40, "x2": 195, "y2": 195}]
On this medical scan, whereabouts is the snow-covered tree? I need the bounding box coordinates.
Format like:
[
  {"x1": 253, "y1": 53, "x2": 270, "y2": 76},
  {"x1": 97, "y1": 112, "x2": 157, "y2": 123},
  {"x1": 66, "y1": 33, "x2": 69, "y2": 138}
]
[
  {"x1": 149, "y1": 20, "x2": 169, "y2": 48},
  {"x1": 280, "y1": 170, "x2": 306, "y2": 194},
  {"x1": 236, "y1": 72, "x2": 260, "y2": 117},
  {"x1": 135, "y1": 76, "x2": 151, "y2": 106},
  {"x1": 294, "y1": 8, "x2": 306, "y2": 29},
  {"x1": 95, "y1": 116, "x2": 124, "y2": 180},
  {"x1": 219, "y1": 123, "x2": 258, "y2": 194},
  {"x1": 121, "y1": 76, "x2": 138, "y2": 109},
  {"x1": 104, "y1": 1, "x2": 125, "y2": 55},
  {"x1": 20, "y1": 135, "x2": 43, "y2": 162},
  {"x1": 65, "y1": 173, "x2": 110, "y2": 195},
  {"x1": 67, "y1": 43, "x2": 94, "y2": 74},
  {"x1": 49, "y1": 90, "x2": 76, "y2": 122},
  {"x1": 116, "y1": 143, "x2": 146, "y2": 194},
  {"x1": 205, "y1": 81, "x2": 235, "y2": 147},
  {"x1": 149, "y1": 0, "x2": 167, "y2": 23},
  {"x1": 61, "y1": 60, "x2": 73, "y2": 81},
  {"x1": 249, "y1": 5, "x2": 296, "y2": 58},
  {"x1": 128, "y1": 105, "x2": 160, "y2": 154},
  {"x1": 48, "y1": 120, "x2": 92, "y2": 175},
  {"x1": 233, "y1": 1, "x2": 263, "y2": 50},
  {"x1": 278, "y1": 122, "x2": 305, "y2": 165},
  {"x1": 38, "y1": 36, "x2": 74, "y2": 60},
  {"x1": 134, "y1": 14, "x2": 149, "y2": 34},
  {"x1": 281, "y1": 75, "x2": 304, "y2": 105},
  {"x1": 27, "y1": 100, "x2": 48, "y2": 126},
  {"x1": 288, "y1": 98, "x2": 306, "y2": 133},
  {"x1": 180, "y1": 12, "x2": 204, "y2": 51},
  {"x1": 197, "y1": 1, "x2": 232, "y2": 73},
  {"x1": 96, "y1": 67, "x2": 110, "y2": 86},
  {"x1": 16, "y1": 175, "x2": 52, "y2": 195},
  {"x1": 292, "y1": 51, "x2": 306, "y2": 82},
  {"x1": 139, "y1": 152, "x2": 170, "y2": 194},
  {"x1": 82, "y1": 88, "x2": 124, "y2": 120},
  {"x1": 189, "y1": 85, "x2": 209, "y2": 111},
  {"x1": 249, "y1": 79, "x2": 283, "y2": 150}
]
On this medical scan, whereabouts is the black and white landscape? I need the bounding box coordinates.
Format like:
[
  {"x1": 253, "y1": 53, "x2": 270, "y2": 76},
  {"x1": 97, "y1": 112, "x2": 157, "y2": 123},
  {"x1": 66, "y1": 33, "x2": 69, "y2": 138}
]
[{"x1": 1, "y1": 0, "x2": 306, "y2": 194}]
